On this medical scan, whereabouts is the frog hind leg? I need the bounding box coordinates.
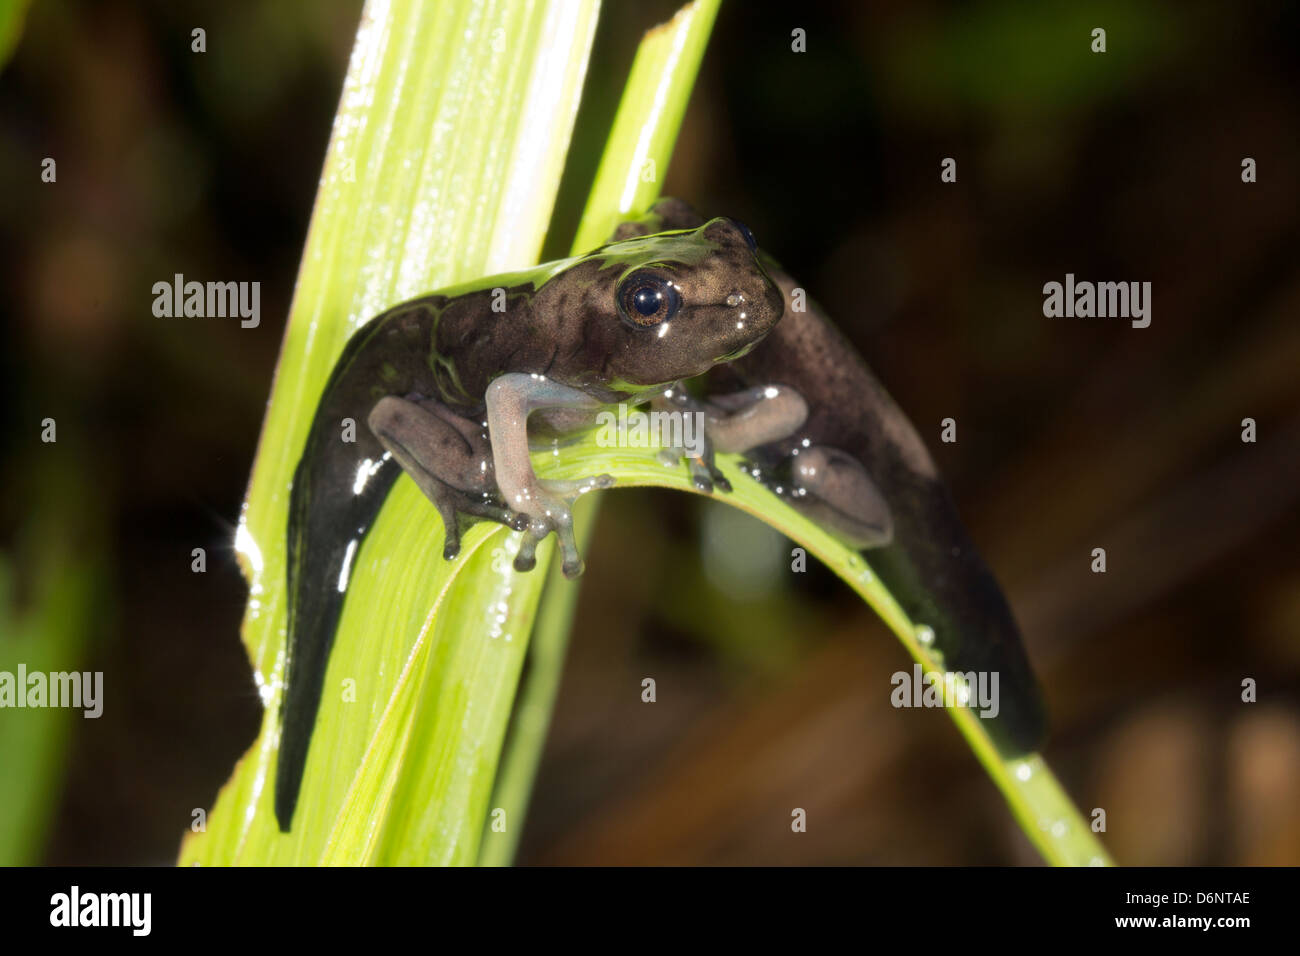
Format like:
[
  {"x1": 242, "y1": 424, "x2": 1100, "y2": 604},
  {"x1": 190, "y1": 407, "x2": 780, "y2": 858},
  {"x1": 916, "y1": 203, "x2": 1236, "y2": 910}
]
[
  {"x1": 785, "y1": 445, "x2": 894, "y2": 548},
  {"x1": 367, "y1": 394, "x2": 528, "y2": 560}
]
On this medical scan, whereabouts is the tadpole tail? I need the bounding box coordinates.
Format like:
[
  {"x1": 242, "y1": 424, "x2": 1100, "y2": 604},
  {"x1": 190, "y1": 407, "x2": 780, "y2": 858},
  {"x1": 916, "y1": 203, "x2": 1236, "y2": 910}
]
[
  {"x1": 275, "y1": 310, "x2": 422, "y2": 832},
  {"x1": 276, "y1": 440, "x2": 401, "y2": 832},
  {"x1": 274, "y1": 301, "x2": 458, "y2": 831},
  {"x1": 862, "y1": 475, "x2": 1048, "y2": 756}
]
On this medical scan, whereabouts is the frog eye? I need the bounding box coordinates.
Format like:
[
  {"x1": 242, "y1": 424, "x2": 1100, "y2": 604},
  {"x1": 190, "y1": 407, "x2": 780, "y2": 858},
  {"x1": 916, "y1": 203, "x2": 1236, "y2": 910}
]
[
  {"x1": 732, "y1": 219, "x2": 758, "y2": 251},
  {"x1": 617, "y1": 273, "x2": 682, "y2": 327}
]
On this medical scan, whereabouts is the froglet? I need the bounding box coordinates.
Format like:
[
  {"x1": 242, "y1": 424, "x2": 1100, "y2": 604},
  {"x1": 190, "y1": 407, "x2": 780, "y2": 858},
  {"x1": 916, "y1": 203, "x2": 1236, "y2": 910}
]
[{"x1": 275, "y1": 218, "x2": 798, "y2": 830}]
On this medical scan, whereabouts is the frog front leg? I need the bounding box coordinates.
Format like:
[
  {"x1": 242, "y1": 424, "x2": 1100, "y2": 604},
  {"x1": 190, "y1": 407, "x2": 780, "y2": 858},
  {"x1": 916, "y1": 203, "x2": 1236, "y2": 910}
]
[
  {"x1": 658, "y1": 382, "x2": 892, "y2": 547},
  {"x1": 655, "y1": 383, "x2": 808, "y2": 492},
  {"x1": 485, "y1": 373, "x2": 615, "y2": 577},
  {"x1": 368, "y1": 395, "x2": 528, "y2": 560}
]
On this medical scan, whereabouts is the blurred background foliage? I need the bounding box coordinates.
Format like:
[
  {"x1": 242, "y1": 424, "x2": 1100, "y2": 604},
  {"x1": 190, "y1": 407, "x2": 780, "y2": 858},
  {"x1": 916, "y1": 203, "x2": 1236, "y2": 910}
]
[{"x1": 2, "y1": 0, "x2": 1298, "y2": 864}]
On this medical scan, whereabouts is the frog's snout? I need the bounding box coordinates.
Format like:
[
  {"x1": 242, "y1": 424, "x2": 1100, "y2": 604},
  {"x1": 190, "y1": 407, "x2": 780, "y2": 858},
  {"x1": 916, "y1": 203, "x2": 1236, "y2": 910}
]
[
  {"x1": 760, "y1": 272, "x2": 785, "y2": 327},
  {"x1": 731, "y1": 271, "x2": 785, "y2": 336},
  {"x1": 722, "y1": 280, "x2": 781, "y2": 335}
]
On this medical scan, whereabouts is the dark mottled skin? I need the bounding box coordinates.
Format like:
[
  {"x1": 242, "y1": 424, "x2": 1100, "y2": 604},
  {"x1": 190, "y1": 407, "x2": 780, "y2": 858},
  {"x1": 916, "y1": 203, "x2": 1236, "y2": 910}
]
[
  {"x1": 277, "y1": 218, "x2": 783, "y2": 830},
  {"x1": 622, "y1": 199, "x2": 1047, "y2": 757}
]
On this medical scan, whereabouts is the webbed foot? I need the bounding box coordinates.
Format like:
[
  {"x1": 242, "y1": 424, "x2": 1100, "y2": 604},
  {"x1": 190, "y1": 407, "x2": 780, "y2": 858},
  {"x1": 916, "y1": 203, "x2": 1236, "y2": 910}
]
[{"x1": 509, "y1": 473, "x2": 615, "y2": 576}]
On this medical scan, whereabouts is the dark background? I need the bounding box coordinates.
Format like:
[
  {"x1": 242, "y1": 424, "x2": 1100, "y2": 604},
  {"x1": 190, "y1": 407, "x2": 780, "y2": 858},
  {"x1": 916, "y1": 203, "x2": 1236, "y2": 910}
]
[{"x1": 2, "y1": 0, "x2": 1298, "y2": 865}]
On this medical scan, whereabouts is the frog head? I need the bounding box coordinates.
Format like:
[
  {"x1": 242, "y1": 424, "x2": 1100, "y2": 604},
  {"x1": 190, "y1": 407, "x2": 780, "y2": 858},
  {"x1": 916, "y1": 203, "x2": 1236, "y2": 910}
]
[{"x1": 568, "y1": 217, "x2": 786, "y2": 391}]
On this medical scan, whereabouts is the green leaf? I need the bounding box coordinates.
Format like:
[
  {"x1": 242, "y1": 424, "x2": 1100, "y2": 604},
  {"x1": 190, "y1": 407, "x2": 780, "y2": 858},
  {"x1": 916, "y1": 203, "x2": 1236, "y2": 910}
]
[
  {"x1": 0, "y1": 0, "x2": 30, "y2": 71},
  {"x1": 0, "y1": 465, "x2": 103, "y2": 865}
]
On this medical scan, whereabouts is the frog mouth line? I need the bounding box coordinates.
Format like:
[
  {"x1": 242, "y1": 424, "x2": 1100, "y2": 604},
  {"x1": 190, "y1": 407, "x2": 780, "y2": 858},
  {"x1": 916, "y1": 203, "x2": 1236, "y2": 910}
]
[{"x1": 714, "y1": 338, "x2": 764, "y2": 363}]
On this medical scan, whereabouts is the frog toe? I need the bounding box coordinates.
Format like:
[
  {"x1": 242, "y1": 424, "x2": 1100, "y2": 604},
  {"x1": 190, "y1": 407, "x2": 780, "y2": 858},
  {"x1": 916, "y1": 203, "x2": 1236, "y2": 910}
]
[
  {"x1": 510, "y1": 516, "x2": 586, "y2": 577},
  {"x1": 554, "y1": 522, "x2": 586, "y2": 578},
  {"x1": 512, "y1": 537, "x2": 539, "y2": 573},
  {"x1": 692, "y1": 456, "x2": 733, "y2": 493},
  {"x1": 507, "y1": 488, "x2": 595, "y2": 577},
  {"x1": 443, "y1": 538, "x2": 461, "y2": 561},
  {"x1": 559, "y1": 553, "x2": 585, "y2": 579},
  {"x1": 688, "y1": 459, "x2": 715, "y2": 493}
]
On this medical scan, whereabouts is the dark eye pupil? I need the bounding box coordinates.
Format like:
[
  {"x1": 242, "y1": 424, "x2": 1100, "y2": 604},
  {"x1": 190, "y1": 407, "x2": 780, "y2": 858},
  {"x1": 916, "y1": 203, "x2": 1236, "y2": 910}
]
[
  {"x1": 633, "y1": 287, "x2": 662, "y2": 316},
  {"x1": 619, "y1": 274, "x2": 681, "y2": 326},
  {"x1": 735, "y1": 220, "x2": 757, "y2": 251}
]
